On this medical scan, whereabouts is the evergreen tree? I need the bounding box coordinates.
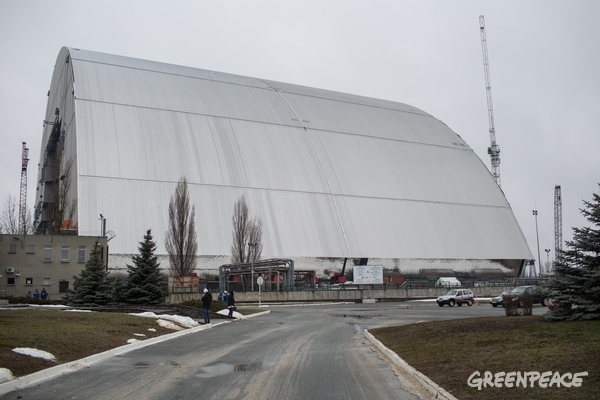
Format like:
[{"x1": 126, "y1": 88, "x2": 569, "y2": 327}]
[
  {"x1": 124, "y1": 229, "x2": 167, "y2": 304},
  {"x1": 544, "y1": 184, "x2": 600, "y2": 321},
  {"x1": 64, "y1": 243, "x2": 113, "y2": 306}
]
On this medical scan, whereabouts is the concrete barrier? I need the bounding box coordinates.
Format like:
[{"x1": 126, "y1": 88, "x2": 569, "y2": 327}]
[{"x1": 168, "y1": 286, "x2": 510, "y2": 304}]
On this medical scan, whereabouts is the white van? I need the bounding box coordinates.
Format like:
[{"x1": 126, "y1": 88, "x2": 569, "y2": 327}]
[{"x1": 435, "y1": 277, "x2": 462, "y2": 288}]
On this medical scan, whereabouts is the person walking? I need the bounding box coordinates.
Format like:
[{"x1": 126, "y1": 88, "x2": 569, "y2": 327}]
[
  {"x1": 33, "y1": 289, "x2": 40, "y2": 299},
  {"x1": 201, "y1": 288, "x2": 212, "y2": 324},
  {"x1": 227, "y1": 290, "x2": 236, "y2": 319},
  {"x1": 41, "y1": 288, "x2": 48, "y2": 300}
]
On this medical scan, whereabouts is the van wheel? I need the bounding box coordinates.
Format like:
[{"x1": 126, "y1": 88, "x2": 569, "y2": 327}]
[
  {"x1": 467, "y1": 300, "x2": 473, "y2": 306},
  {"x1": 541, "y1": 298, "x2": 548, "y2": 307},
  {"x1": 438, "y1": 302, "x2": 444, "y2": 307},
  {"x1": 448, "y1": 299, "x2": 455, "y2": 307}
]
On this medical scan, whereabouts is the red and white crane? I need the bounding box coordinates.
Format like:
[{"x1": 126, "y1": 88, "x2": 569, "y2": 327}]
[{"x1": 19, "y1": 141, "x2": 29, "y2": 235}]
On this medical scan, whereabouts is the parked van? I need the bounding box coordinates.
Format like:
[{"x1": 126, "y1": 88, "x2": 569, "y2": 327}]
[{"x1": 435, "y1": 277, "x2": 462, "y2": 288}]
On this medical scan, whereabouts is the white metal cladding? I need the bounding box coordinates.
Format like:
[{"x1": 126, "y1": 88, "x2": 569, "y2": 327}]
[{"x1": 36, "y1": 47, "x2": 533, "y2": 266}]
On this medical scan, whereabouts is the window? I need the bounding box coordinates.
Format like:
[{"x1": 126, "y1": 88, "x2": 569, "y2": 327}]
[
  {"x1": 7, "y1": 277, "x2": 15, "y2": 285},
  {"x1": 78, "y1": 246, "x2": 86, "y2": 263},
  {"x1": 59, "y1": 280, "x2": 69, "y2": 293},
  {"x1": 61, "y1": 246, "x2": 70, "y2": 262},
  {"x1": 25, "y1": 278, "x2": 33, "y2": 285},
  {"x1": 44, "y1": 245, "x2": 52, "y2": 262},
  {"x1": 8, "y1": 244, "x2": 17, "y2": 254},
  {"x1": 26, "y1": 244, "x2": 35, "y2": 254},
  {"x1": 43, "y1": 278, "x2": 51, "y2": 286}
]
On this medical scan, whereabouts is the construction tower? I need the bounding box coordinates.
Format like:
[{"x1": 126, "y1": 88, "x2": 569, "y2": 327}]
[
  {"x1": 554, "y1": 185, "x2": 562, "y2": 255},
  {"x1": 19, "y1": 142, "x2": 29, "y2": 235},
  {"x1": 479, "y1": 15, "x2": 501, "y2": 187}
]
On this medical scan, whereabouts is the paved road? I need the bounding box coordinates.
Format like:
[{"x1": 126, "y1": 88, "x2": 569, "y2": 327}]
[{"x1": 1, "y1": 300, "x2": 548, "y2": 400}]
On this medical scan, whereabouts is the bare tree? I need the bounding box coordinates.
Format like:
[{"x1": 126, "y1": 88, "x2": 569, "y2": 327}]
[
  {"x1": 1, "y1": 195, "x2": 34, "y2": 234},
  {"x1": 231, "y1": 196, "x2": 263, "y2": 263},
  {"x1": 165, "y1": 177, "x2": 198, "y2": 276},
  {"x1": 0, "y1": 195, "x2": 18, "y2": 234}
]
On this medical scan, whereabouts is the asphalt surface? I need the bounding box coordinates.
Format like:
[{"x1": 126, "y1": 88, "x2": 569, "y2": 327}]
[{"x1": 0, "y1": 300, "x2": 549, "y2": 400}]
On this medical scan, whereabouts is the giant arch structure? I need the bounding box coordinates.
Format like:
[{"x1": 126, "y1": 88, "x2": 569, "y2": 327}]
[{"x1": 35, "y1": 47, "x2": 533, "y2": 275}]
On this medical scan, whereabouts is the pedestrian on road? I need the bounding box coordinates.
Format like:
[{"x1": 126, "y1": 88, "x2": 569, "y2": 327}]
[
  {"x1": 201, "y1": 288, "x2": 212, "y2": 324},
  {"x1": 227, "y1": 290, "x2": 235, "y2": 319}
]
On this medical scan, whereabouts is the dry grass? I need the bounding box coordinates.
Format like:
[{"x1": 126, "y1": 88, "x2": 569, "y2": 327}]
[
  {"x1": 370, "y1": 316, "x2": 600, "y2": 400},
  {"x1": 0, "y1": 309, "x2": 175, "y2": 377}
]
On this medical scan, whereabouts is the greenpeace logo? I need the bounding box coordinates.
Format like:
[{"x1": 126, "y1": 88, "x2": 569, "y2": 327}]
[{"x1": 468, "y1": 371, "x2": 588, "y2": 390}]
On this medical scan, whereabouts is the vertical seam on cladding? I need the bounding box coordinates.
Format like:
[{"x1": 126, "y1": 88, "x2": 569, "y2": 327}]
[{"x1": 257, "y1": 79, "x2": 352, "y2": 258}]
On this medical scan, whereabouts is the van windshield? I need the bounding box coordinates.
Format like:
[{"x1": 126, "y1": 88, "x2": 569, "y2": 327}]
[{"x1": 446, "y1": 290, "x2": 458, "y2": 295}]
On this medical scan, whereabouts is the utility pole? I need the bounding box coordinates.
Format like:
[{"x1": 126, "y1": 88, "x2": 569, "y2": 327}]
[
  {"x1": 532, "y1": 210, "x2": 541, "y2": 277},
  {"x1": 479, "y1": 15, "x2": 501, "y2": 187},
  {"x1": 248, "y1": 242, "x2": 257, "y2": 291}
]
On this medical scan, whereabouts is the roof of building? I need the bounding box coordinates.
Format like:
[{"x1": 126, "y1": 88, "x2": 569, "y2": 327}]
[{"x1": 36, "y1": 47, "x2": 533, "y2": 264}]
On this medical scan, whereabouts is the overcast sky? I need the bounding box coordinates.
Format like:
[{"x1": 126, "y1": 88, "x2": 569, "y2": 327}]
[{"x1": 1, "y1": 1, "x2": 599, "y2": 268}]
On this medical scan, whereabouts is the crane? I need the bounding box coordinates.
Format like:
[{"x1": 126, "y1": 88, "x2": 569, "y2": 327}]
[
  {"x1": 19, "y1": 141, "x2": 29, "y2": 235},
  {"x1": 554, "y1": 185, "x2": 562, "y2": 256},
  {"x1": 479, "y1": 15, "x2": 501, "y2": 187}
]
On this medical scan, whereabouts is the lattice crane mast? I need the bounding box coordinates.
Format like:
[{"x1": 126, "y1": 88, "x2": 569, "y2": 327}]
[
  {"x1": 479, "y1": 15, "x2": 501, "y2": 187},
  {"x1": 554, "y1": 185, "x2": 562, "y2": 254},
  {"x1": 19, "y1": 141, "x2": 29, "y2": 235}
]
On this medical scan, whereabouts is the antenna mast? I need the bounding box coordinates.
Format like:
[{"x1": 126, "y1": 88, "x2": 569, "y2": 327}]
[
  {"x1": 479, "y1": 15, "x2": 501, "y2": 187},
  {"x1": 19, "y1": 141, "x2": 29, "y2": 235}
]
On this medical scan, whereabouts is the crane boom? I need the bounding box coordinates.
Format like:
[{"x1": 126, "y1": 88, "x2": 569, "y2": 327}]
[{"x1": 479, "y1": 15, "x2": 501, "y2": 187}]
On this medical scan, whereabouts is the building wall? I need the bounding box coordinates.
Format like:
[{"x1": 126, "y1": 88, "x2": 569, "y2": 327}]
[{"x1": 0, "y1": 234, "x2": 107, "y2": 299}]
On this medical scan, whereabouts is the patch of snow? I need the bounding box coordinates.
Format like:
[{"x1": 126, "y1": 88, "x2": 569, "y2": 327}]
[
  {"x1": 29, "y1": 304, "x2": 70, "y2": 308},
  {"x1": 157, "y1": 319, "x2": 184, "y2": 331},
  {"x1": 133, "y1": 333, "x2": 146, "y2": 337},
  {"x1": 216, "y1": 309, "x2": 247, "y2": 320},
  {"x1": 129, "y1": 312, "x2": 200, "y2": 330},
  {"x1": 12, "y1": 347, "x2": 56, "y2": 361},
  {"x1": 63, "y1": 309, "x2": 93, "y2": 312},
  {"x1": 127, "y1": 338, "x2": 140, "y2": 344},
  {"x1": 148, "y1": 328, "x2": 156, "y2": 332},
  {"x1": 0, "y1": 368, "x2": 14, "y2": 383}
]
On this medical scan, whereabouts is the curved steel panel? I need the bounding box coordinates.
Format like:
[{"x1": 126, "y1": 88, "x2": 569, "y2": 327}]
[{"x1": 35, "y1": 47, "x2": 533, "y2": 269}]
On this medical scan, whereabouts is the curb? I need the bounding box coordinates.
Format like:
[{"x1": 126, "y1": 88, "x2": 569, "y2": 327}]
[
  {"x1": 364, "y1": 330, "x2": 458, "y2": 400},
  {"x1": 0, "y1": 311, "x2": 271, "y2": 396}
]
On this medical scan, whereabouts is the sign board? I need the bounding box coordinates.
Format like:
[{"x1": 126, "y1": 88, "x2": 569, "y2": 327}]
[
  {"x1": 353, "y1": 265, "x2": 383, "y2": 284},
  {"x1": 257, "y1": 276, "x2": 264, "y2": 286}
]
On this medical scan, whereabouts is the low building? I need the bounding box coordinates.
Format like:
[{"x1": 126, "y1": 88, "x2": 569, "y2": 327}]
[{"x1": 0, "y1": 234, "x2": 108, "y2": 300}]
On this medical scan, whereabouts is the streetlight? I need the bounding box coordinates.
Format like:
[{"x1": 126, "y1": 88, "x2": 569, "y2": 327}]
[
  {"x1": 545, "y1": 249, "x2": 551, "y2": 275},
  {"x1": 248, "y1": 242, "x2": 257, "y2": 291},
  {"x1": 532, "y1": 210, "x2": 541, "y2": 277}
]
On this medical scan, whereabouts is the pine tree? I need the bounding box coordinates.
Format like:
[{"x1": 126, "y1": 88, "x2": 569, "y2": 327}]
[
  {"x1": 544, "y1": 184, "x2": 600, "y2": 321},
  {"x1": 124, "y1": 229, "x2": 167, "y2": 304},
  {"x1": 64, "y1": 243, "x2": 113, "y2": 306}
]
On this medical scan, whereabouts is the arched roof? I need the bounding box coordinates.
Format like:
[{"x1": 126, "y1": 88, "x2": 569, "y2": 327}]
[{"x1": 36, "y1": 47, "x2": 533, "y2": 268}]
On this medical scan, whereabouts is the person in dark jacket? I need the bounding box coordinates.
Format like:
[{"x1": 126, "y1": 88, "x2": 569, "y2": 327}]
[
  {"x1": 227, "y1": 290, "x2": 235, "y2": 319},
  {"x1": 201, "y1": 288, "x2": 212, "y2": 324}
]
